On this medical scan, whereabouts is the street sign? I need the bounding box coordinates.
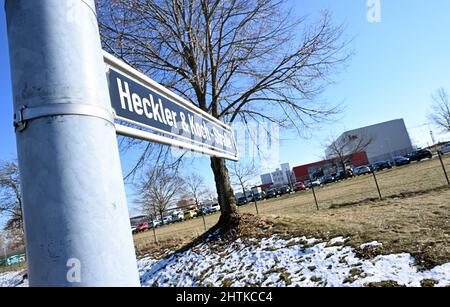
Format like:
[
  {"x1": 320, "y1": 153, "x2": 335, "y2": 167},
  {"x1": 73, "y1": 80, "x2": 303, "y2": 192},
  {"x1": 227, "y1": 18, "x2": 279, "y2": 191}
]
[{"x1": 103, "y1": 52, "x2": 239, "y2": 161}]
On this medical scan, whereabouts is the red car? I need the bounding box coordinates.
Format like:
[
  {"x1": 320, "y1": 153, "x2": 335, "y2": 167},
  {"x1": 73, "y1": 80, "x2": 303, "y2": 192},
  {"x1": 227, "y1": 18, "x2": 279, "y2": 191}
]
[
  {"x1": 135, "y1": 223, "x2": 149, "y2": 233},
  {"x1": 294, "y1": 182, "x2": 306, "y2": 192}
]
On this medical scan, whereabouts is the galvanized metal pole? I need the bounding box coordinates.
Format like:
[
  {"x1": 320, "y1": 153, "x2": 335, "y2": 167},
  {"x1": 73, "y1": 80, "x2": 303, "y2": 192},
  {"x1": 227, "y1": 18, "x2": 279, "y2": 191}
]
[
  {"x1": 200, "y1": 204, "x2": 207, "y2": 232},
  {"x1": 371, "y1": 169, "x2": 383, "y2": 199},
  {"x1": 311, "y1": 185, "x2": 320, "y2": 211},
  {"x1": 252, "y1": 191, "x2": 259, "y2": 215},
  {"x1": 438, "y1": 151, "x2": 450, "y2": 185},
  {"x1": 4, "y1": 0, "x2": 140, "y2": 286}
]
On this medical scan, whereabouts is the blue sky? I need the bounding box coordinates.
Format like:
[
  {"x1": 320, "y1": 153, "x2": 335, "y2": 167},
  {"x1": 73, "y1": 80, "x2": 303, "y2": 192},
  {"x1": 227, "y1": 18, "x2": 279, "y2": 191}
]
[{"x1": 1, "y1": 1, "x2": 450, "y2": 216}]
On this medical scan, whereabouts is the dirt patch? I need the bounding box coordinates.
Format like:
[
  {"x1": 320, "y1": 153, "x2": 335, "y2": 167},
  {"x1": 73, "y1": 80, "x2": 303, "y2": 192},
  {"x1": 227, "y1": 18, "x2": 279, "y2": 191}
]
[
  {"x1": 354, "y1": 246, "x2": 384, "y2": 260},
  {"x1": 420, "y1": 279, "x2": 439, "y2": 287},
  {"x1": 365, "y1": 280, "x2": 406, "y2": 287}
]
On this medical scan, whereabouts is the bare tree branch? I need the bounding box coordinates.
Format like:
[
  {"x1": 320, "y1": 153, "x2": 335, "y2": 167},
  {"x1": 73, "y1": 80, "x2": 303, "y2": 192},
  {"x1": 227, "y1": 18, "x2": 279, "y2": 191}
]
[
  {"x1": 229, "y1": 161, "x2": 258, "y2": 198},
  {"x1": 324, "y1": 132, "x2": 373, "y2": 176},
  {"x1": 137, "y1": 166, "x2": 185, "y2": 221},
  {"x1": 429, "y1": 88, "x2": 450, "y2": 132}
]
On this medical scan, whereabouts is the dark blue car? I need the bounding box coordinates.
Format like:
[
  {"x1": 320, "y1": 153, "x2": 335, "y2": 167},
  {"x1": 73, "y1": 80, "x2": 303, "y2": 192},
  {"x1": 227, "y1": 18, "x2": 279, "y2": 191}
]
[{"x1": 393, "y1": 156, "x2": 410, "y2": 166}]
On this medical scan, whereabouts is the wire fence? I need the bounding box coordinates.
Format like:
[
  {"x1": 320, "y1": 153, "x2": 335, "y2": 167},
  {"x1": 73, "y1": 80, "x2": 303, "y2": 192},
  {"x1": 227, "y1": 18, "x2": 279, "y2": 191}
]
[{"x1": 132, "y1": 151, "x2": 450, "y2": 250}]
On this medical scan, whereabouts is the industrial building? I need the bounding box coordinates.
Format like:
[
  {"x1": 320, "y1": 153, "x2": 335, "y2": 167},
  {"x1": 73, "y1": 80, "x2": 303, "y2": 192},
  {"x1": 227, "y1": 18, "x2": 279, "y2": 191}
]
[
  {"x1": 326, "y1": 119, "x2": 413, "y2": 164},
  {"x1": 293, "y1": 152, "x2": 369, "y2": 182},
  {"x1": 260, "y1": 173, "x2": 273, "y2": 185},
  {"x1": 260, "y1": 163, "x2": 295, "y2": 187}
]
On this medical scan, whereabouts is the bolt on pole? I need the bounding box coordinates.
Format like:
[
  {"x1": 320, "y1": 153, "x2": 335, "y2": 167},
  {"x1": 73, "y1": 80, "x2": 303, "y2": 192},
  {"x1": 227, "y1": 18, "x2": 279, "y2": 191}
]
[{"x1": 4, "y1": 0, "x2": 140, "y2": 286}]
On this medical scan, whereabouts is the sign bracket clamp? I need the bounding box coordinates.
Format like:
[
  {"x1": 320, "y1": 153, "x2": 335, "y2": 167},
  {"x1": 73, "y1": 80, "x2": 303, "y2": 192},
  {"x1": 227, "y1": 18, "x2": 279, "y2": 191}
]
[{"x1": 13, "y1": 103, "x2": 115, "y2": 132}]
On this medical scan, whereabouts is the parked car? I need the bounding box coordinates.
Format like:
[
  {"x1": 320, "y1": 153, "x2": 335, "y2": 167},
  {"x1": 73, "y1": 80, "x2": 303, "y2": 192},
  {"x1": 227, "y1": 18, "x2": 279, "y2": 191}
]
[
  {"x1": 265, "y1": 189, "x2": 278, "y2": 199},
  {"x1": 131, "y1": 226, "x2": 137, "y2": 234},
  {"x1": 334, "y1": 170, "x2": 352, "y2": 180},
  {"x1": 237, "y1": 196, "x2": 248, "y2": 206},
  {"x1": 393, "y1": 156, "x2": 410, "y2": 166},
  {"x1": 353, "y1": 166, "x2": 372, "y2": 176},
  {"x1": 209, "y1": 203, "x2": 220, "y2": 213},
  {"x1": 151, "y1": 219, "x2": 162, "y2": 228},
  {"x1": 439, "y1": 143, "x2": 450, "y2": 155},
  {"x1": 406, "y1": 149, "x2": 433, "y2": 162},
  {"x1": 320, "y1": 175, "x2": 335, "y2": 185},
  {"x1": 198, "y1": 205, "x2": 215, "y2": 216},
  {"x1": 278, "y1": 186, "x2": 291, "y2": 195},
  {"x1": 250, "y1": 193, "x2": 263, "y2": 201},
  {"x1": 371, "y1": 160, "x2": 392, "y2": 172},
  {"x1": 162, "y1": 215, "x2": 173, "y2": 225},
  {"x1": 294, "y1": 182, "x2": 306, "y2": 192},
  {"x1": 172, "y1": 211, "x2": 184, "y2": 222},
  {"x1": 135, "y1": 222, "x2": 149, "y2": 232},
  {"x1": 310, "y1": 179, "x2": 322, "y2": 187},
  {"x1": 184, "y1": 210, "x2": 197, "y2": 219}
]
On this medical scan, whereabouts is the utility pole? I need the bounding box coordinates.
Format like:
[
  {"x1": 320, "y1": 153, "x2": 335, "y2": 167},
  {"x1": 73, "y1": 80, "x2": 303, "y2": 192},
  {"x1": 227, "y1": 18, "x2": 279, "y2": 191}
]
[{"x1": 4, "y1": 0, "x2": 139, "y2": 286}]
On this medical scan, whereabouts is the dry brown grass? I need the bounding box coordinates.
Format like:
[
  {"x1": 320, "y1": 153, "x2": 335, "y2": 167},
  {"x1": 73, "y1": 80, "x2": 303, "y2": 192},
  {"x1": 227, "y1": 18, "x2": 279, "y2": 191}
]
[
  {"x1": 133, "y1": 155, "x2": 450, "y2": 267},
  {"x1": 0, "y1": 262, "x2": 26, "y2": 274}
]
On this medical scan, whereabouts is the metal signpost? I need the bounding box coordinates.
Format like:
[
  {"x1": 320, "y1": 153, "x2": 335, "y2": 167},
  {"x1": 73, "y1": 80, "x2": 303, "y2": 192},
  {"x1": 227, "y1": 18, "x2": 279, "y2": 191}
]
[
  {"x1": 4, "y1": 0, "x2": 238, "y2": 287},
  {"x1": 5, "y1": 0, "x2": 141, "y2": 287}
]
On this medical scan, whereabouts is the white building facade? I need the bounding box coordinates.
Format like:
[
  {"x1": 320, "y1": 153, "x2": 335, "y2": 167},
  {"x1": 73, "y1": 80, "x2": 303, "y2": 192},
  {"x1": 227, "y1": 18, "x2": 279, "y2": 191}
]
[{"x1": 326, "y1": 119, "x2": 414, "y2": 164}]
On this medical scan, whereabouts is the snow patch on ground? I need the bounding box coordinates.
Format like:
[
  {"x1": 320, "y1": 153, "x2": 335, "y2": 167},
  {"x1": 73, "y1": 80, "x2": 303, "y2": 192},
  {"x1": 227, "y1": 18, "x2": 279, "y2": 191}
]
[
  {"x1": 139, "y1": 236, "x2": 450, "y2": 287},
  {"x1": 1, "y1": 235, "x2": 450, "y2": 287},
  {"x1": 0, "y1": 270, "x2": 27, "y2": 287}
]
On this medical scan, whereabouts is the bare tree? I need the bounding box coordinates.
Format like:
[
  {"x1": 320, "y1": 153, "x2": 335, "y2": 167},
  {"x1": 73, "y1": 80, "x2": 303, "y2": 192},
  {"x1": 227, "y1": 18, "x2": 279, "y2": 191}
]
[
  {"x1": 0, "y1": 233, "x2": 5, "y2": 257},
  {"x1": 0, "y1": 161, "x2": 25, "y2": 252},
  {"x1": 97, "y1": 0, "x2": 351, "y2": 229},
  {"x1": 324, "y1": 132, "x2": 373, "y2": 177},
  {"x1": 429, "y1": 88, "x2": 450, "y2": 132},
  {"x1": 229, "y1": 162, "x2": 258, "y2": 200},
  {"x1": 0, "y1": 161, "x2": 23, "y2": 231},
  {"x1": 183, "y1": 173, "x2": 208, "y2": 208},
  {"x1": 138, "y1": 167, "x2": 185, "y2": 222}
]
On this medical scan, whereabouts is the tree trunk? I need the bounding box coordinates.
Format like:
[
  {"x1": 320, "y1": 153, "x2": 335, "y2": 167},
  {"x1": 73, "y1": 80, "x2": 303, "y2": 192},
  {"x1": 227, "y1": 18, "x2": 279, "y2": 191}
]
[
  {"x1": 210, "y1": 157, "x2": 240, "y2": 229},
  {"x1": 340, "y1": 160, "x2": 347, "y2": 179}
]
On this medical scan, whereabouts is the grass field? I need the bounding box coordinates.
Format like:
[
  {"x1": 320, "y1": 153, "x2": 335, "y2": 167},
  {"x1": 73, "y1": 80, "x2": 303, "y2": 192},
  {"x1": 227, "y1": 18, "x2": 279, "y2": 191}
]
[{"x1": 134, "y1": 154, "x2": 450, "y2": 268}]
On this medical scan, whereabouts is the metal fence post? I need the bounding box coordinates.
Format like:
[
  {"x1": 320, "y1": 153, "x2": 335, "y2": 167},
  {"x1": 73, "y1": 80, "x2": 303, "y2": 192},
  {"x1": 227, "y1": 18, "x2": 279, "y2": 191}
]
[
  {"x1": 152, "y1": 224, "x2": 158, "y2": 243},
  {"x1": 311, "y1": 185, "x2": 320, "y2": 211},
  {"x1": 252, "y1": 191, "x2": 260, "y2": 215},
  {"x1": 200, "y1": 204, "x2": 207, "y2": 232},
  {"x1": 438, "y1": 152, "x2": 450, "y2": 185},
  {"x1": 4, "y1": 0, "x2": 139, "y2": 286},
  {"x1": 254, "y1": 199, "x2": 260, "y2": 215},
  {"x1": 371, "y1": 169, "x2": 383, "y2": 199}
]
